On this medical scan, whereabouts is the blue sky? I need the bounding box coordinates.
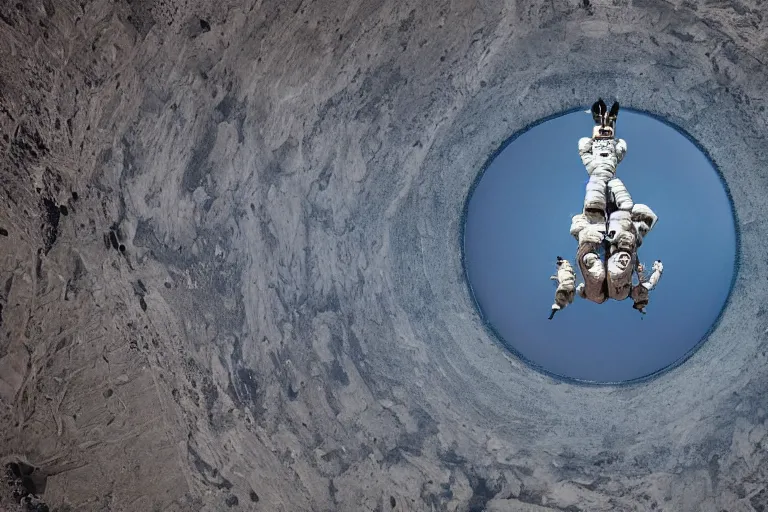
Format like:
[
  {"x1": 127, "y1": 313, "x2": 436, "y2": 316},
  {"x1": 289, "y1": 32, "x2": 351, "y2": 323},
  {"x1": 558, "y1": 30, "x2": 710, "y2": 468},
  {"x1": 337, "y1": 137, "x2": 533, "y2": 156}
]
[{"x1": 463, "y1": 110, "x2": 737, "y2": 382}]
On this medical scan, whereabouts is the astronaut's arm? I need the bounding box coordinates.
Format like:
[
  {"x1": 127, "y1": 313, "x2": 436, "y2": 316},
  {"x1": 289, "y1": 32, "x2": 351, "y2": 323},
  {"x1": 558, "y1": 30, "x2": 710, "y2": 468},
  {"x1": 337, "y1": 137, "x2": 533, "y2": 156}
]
[
  {"x1": 614, "y1": 138, "x2": 627, "y2": 162},
  {"x1": 550, "y1": 258, "x2": 576, "y2": 319},
  {"x1": 578, "y1": 137, "x2": 594, "y2": 166},
  {"x1": 641, "y1": 260, "x2": 663, "y2": 291},
  {"x1": 631, "y1": 260, "x2": 662, "y2": 314}
]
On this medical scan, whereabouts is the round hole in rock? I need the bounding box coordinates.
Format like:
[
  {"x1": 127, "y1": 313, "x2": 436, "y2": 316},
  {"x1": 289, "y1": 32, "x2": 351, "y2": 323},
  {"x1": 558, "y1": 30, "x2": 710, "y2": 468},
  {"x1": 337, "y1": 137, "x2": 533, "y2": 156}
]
[{"x1": 462, "y1": 110, "x2": 737, "y2": 383}]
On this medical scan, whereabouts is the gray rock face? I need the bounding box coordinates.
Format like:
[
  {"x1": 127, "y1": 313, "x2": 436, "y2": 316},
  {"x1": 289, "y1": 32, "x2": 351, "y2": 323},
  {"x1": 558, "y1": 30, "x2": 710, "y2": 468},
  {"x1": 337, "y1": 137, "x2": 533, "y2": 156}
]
[{"x1": 0, "y1": 0, "x2": 766, "y2": 510}]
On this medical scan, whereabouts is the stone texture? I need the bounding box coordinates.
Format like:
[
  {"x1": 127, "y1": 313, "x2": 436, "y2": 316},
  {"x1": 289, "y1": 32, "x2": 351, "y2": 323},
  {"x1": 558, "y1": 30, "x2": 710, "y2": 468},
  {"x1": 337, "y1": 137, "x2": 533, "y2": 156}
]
[{"x1": 0, "y1": 0, "x2": 766, "y2": 510}]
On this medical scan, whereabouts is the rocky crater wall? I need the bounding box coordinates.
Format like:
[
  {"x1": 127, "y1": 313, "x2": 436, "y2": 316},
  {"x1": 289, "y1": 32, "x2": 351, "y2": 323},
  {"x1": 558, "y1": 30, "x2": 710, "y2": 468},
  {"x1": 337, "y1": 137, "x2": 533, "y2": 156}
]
[{"x1": 1, "y1": 0, "x2": 767, "y2": 511}]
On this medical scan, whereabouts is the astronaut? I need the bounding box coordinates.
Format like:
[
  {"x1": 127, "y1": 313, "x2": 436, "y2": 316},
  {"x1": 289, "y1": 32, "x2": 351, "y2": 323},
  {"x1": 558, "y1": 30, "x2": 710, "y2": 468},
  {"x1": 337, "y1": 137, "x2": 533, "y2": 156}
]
[
  {"x1": 630, "y1": 260, "x2": 664, "y2": 314},
  {"x1": 569, "y1": 99, "x2": 632, "y2": 303},
  {"x1": 573, "y1": 201, "x2": 662, "y2": 308},
  {"x1": 549, "y1": 99, "x2": 663, "y2": 318},
  {"x1": 579, "y1": 99, "x2": 631, "y2": 216},
  {"x1": 550, "y1": 253, "x2": 663, "y2": 317},
  {"x1": 549, "y1": 256, "x2": 576, "y2": 319}
]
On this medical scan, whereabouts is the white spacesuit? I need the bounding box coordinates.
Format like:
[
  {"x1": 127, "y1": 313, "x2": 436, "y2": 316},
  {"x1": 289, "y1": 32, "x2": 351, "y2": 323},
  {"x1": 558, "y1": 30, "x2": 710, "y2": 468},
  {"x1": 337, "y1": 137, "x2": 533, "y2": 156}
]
[
  {"x1": 572, "y1": 131, "x2": 650, "y2": 303},
  {"x1": 549, "y1": 257, "x2": 576, "y2": 319},
  {"x1": 578, "y1": 133, "x2": 630, "y2": 214},
  {"x1": 549, "y1": 100, "x2": 663, "y2": 318},
  {"x1": 630, "y1": 260, "x2": 664, "y2": 314}
]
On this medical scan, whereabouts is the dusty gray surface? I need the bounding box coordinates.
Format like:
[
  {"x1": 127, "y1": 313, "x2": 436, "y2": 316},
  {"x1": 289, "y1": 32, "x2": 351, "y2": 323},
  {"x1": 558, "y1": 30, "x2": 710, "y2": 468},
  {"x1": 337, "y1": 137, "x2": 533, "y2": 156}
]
[{"x1": 0, "y1": 0, "x2": 767, "y2": 511}]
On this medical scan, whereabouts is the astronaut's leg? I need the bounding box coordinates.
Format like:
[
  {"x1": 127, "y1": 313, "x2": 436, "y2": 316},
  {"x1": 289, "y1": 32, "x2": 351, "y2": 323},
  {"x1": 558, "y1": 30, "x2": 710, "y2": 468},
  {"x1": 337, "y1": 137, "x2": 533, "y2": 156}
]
[
  {"x1": 606, "y1": 250, "x2": 635, "y2": 300},
  {"x1": 582, "y1": 252, "x2": 606, "y2": 281},
  {"x1": 576, "y1": 242, "x2": 607, "y2": 304},
  {"x1": 605, "y1": 210, "x2": 637, "y2": 300},
  {"x1": 605, "y1": 211, "x2": 635, "y2": 252},
  {"x1": 584, "y1": 171, "x2": 612, "y2": 213},
  {"x1": 549, "y1": 257, "x2": 576, "y2": 319},
  {"x1": 607, "y1": 177, "x2": 634, "y2": 212},
  {"x1": 570, "y1": 201, "x2": 608, "y2": 306}
]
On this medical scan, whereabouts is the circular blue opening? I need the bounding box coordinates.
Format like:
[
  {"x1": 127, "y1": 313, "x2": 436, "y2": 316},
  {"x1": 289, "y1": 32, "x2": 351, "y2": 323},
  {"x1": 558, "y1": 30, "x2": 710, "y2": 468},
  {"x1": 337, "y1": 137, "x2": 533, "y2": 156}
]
[{"x1": 463, "y1": 110, "x2": 737, "y2": 384}]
